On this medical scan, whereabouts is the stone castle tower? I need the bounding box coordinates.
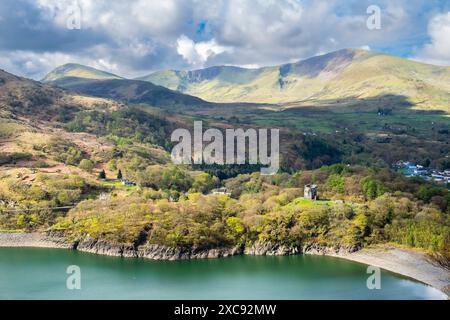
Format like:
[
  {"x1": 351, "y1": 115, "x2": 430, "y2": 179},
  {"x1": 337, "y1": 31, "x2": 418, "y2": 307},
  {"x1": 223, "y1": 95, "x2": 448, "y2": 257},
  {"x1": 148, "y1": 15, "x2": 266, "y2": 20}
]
[{"x1": 304, "y1": 184, "x2": 318, "y2": 200}]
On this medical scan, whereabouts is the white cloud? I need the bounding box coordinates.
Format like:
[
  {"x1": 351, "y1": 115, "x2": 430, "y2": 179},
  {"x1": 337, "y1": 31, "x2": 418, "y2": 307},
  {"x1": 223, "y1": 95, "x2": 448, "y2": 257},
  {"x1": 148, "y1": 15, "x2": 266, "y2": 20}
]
[
  {"x1": 229, "y1": 64, "x2": 261, "y2": 69},
  {"x1": 0, "y1": 51, "x2": 73, "y2": 78},
  {"x1": 0, "y1": 50, "x2": 123, "y2": 79},
  {"x1": 36, "y1": 0, "x2": 190, "y2": 42},
  {"x1": 176, "y1": 35, "x2": 232, "y2": 68},
  {"x1": 414, "y1": 12, "x2": 450, "y2": 66},
  {"x1": 210, "y1": 0, "x2": 412, "y2": 67},
  {"x1": 2, "y1": 0, "x2": 447, "y2": 79}
]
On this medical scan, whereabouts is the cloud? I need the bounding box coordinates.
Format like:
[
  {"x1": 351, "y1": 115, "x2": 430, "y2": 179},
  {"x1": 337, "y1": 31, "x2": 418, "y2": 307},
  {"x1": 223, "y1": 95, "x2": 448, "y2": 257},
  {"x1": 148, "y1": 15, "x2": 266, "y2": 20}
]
[
  {"x1": 414, "y1": 12, "x2": 450, "y2": 66},
  {"x1": 0, "y1": 49, "x2": 122, "y2": 79},
  {"x1": 0, "y1": 0, "x2": 449, "y2": 79},
  {"x1": 176, "y1": 35, "x2": 232, "y2": 68}
]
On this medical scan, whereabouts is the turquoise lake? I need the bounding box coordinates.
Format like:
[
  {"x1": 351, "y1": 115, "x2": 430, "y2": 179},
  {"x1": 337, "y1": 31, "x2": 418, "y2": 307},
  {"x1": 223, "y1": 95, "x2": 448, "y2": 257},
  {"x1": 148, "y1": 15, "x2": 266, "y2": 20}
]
[{"x1": 0, "y1": 247, "x2": 446, "y2": 300}]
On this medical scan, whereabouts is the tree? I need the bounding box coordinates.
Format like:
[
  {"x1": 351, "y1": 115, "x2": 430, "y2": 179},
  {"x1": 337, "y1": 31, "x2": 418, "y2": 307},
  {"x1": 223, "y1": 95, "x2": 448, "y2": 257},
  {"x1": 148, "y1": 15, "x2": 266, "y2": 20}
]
[
  {"x1": 428, "y1": 234, "x2": 450, "y2": 272},
  {"x1": 160, "y1": 167, "x2": 193, "y2": 191},
  {"x1": 361, "y1": 177, "x2": 385, "y2": 200},
  {"x1": 416, "y1": 185, "x2": 443, "y2": 202},
  {"x1": 117, "y1": 169, "x2": 123, "y2": 180},
  {"x1": 326, "y1": 174, "x2": 345, "y2": 194},
  {"x1": 191, "y1": 172, "x2": 218, "y2": 194},
  {"x1": 78, "y1": 159, "x2": 94, "y2": 172},
  {"x1": 98, "y1": 170, "x2": 106, "y2": 180}
]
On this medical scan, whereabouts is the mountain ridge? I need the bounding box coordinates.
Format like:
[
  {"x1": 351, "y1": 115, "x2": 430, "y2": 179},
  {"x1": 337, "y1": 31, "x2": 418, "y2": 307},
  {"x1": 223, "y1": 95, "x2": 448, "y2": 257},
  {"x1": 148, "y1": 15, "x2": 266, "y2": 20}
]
[
  {"x1": 40, "y1": 65, "x2": 214, "y2": 109},
  {"x1": 42, "y1": 63, "x2": 123, "y2": 82},
  {"x1": 56, "y1": 77, "x2": 212, "y2": 109},
  {"x1": 42, "y1": 49, "x2": 450, "y2": 112},
  {"x1": 138, "y1": 49, "x2": 450, "y2": 109}
]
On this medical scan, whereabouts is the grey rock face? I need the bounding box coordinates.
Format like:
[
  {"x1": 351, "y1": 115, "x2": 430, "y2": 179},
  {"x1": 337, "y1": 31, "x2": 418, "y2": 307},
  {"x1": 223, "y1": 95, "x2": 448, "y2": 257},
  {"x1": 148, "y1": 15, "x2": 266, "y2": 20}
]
[
  {"x1": 302, "y1": 243, "x2": 359, "y2": 256},
  {"x1": 244, "y1": 241, "x2": 299, "y2": 256},
  {"x1": 1, "y1": 231, "x2": 357, "y2": 261}
]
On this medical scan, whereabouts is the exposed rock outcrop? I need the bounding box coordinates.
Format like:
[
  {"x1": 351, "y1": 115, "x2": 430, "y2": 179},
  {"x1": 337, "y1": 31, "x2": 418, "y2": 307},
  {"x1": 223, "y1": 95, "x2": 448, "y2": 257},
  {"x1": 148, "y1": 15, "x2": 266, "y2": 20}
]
[
  {"x1": 75, "y1": 236, "x2": 137, "y2": 257},
  {"x1": 244, "y1": 241, "x2": 299, "y2": 256},
  {"x1": 0, "y1": 232, "x2": 359, "y2": 260},
  {"x1": 137, "y1": 245, "x2": 243, "y2": 260},
  {"x1": 243, "y1": 241, "x2": 358, "y2": 257},
  {"x1": 1, "y1": 232, "x2": 447, "y2": 298},
  {"x1": 301, "y1": 243, "x2": 360, "y2": 256},
  {"x1": 47, "y1": 234, "x2": 244, "y2": 260}
]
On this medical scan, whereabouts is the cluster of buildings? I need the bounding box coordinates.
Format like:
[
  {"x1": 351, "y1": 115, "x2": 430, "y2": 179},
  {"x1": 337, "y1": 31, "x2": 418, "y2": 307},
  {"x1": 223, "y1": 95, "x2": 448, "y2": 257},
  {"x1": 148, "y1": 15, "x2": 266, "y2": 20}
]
[{"x1": 395, "y1": 161, "x2": 450, "y2": 184}]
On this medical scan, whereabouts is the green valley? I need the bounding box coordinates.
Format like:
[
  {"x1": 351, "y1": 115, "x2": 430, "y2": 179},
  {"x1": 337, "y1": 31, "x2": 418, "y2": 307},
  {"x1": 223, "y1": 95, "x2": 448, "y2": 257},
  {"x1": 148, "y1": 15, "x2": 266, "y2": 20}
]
[{"x1": 1, "y1": 49, "x2": 449, "y2": 271}]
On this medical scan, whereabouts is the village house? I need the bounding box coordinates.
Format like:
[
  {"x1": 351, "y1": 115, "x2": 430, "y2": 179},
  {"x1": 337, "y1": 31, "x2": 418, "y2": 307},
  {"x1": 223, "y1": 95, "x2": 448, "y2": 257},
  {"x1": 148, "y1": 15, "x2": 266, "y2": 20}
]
[
  {"x1": 121, "y1": 179, "x2": 136, "y2": 186},
  {"x1": 211, "y1": 187, "x2": 231, "y2": 196}
]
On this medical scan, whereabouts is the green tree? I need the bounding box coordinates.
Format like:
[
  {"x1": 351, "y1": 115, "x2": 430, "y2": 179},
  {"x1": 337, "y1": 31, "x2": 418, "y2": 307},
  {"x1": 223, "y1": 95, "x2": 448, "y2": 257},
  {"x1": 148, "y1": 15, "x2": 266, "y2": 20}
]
[
  {"x1": 79, "y1": 159, "x2": 94, "y2": 172},
  {"x1": 326, "y1": 174, "x2": 345, "y2": 194},
  {"x1": 98, "y1": 170, "x2": 106, "y2": 180},
  {"x1": 160, "y1": 167, "x2": 192, "y2": 191},
  {"x1": 416, "y1": 185, "x2": 443, "y2": 202},
  {"x1": 361, "y1": 177, "x2": 385, "y2": 200},
  {"x1": 191, "y1": 172, "x2": 218, "y2": 194}
]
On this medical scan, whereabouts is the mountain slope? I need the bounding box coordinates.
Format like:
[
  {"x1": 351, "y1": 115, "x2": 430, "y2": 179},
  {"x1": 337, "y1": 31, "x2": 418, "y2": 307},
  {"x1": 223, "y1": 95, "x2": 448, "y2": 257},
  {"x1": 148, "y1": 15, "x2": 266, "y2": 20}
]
[
  {"x1": 1, "y1": 68, "x2": 72, "y2": 119},
  {"x1": 136, "y1": 66, "x2": 265, "y2": 92},
  {"x1": 0, "y1": 68, "x2": 129, "y2": 126},
  {"x1": 45, "y1": 77, "x2": 212, "y2": 109},
  {"x1": 42, "y1": 63, "x2": 213, "y2": 109},
  {"x1": 139, "y1": 49, "x2": 450, "y2": 111},
  {"x1": 42, "y1": 63, "x2": 122, "y2": 82}
]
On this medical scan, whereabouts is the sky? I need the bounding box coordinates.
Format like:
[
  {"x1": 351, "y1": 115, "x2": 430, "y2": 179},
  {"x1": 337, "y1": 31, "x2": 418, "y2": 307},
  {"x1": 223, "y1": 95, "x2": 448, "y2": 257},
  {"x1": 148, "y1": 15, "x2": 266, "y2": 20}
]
[{"x1": 0, "y1": 0, "x2": 449, "y2": 80}]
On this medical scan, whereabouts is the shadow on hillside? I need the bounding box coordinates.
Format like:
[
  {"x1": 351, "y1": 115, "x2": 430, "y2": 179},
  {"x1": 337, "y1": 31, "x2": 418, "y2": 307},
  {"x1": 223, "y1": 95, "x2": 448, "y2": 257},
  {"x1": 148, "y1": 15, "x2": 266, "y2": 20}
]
[{"x1": 282, "y1": 93, "x2": 448, "y2": 117}]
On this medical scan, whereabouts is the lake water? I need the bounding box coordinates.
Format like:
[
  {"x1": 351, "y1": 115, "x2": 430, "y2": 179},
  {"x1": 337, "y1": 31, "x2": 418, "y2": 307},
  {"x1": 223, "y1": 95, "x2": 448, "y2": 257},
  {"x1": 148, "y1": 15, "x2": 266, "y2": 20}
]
[{"x1": 0, "y1": 247, "x2": 446, "y2": 300}]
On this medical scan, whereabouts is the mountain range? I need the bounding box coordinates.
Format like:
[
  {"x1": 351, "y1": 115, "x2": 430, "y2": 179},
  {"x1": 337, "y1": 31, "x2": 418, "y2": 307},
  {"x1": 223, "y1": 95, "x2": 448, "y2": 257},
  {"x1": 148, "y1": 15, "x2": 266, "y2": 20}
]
[
  {"x1": 2, "y1": 48, "x2": 449, "y2": 180},
  {"x1": 42, "y1": 64, "x2": 211, "y2": 109},
  {"x1": 42, "y1": 49, "x2": 450, "y2": 113}
]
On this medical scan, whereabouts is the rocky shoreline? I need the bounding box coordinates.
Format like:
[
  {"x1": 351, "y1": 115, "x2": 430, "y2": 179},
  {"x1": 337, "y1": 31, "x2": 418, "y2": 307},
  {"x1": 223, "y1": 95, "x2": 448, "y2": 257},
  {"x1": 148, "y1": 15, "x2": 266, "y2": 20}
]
[
  {"x1": 74, "y1": 236, "x2": 245, "y2": 260},
  {"x1": 1, "y1": 232, "x2": 448, "y2": 297},
  {"x1": 0, "y1": 231, "x2": 358, "y2": 260}
]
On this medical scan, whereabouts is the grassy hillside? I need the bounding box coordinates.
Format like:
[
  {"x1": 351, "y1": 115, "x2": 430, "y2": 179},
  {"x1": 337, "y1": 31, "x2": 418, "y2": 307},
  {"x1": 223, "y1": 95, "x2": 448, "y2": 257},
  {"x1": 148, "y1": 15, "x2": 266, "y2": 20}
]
[
  {"x1": 41, "y1": 63, "x2": 215, "y2": 109},
  {"x1": 140, "y1": 49, "x2": 450, "y2": 113},
  {"x1": 56, "y1": 78, "x2": 212, "y2": 109},
  {"x1": 0, "y1": 67, "x2": 180, "y2": 230},
  {"x1": 136, "y1": 66, "x2": 265, "y2": 92},
  {"x1": 43, "y1": 49, "x2": 450, "y2": 113},
  {"x1": 1, "y1": 67, "x2": 449, "y2": 263},
  {"x1": 42, "y1": 63, "x2": 122, "y2": 82},
  {"x1": 35, "y1": 58, "x2": 450, "y2": 172}
]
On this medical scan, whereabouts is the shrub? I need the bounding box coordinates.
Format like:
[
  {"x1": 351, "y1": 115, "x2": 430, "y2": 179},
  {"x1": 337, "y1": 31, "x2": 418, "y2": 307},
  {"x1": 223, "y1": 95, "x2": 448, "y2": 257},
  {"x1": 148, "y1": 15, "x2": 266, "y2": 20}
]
[{"x1": 79, "y1": 159, "x2": 95, "y2": 172}]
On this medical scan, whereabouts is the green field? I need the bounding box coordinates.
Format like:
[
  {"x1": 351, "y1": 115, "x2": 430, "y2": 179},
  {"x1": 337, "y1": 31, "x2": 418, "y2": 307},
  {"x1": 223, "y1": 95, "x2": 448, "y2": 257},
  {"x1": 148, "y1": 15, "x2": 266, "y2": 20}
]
[{"x1": 102, "y1": 180, "x2": 139, "y2": 191}]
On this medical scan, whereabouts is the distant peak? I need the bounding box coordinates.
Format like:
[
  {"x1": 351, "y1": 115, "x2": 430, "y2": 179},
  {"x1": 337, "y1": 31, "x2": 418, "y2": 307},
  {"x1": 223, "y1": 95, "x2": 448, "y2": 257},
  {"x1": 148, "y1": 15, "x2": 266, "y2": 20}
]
[
  {"x1": 42, "y1": 63, "x2": 122, "y2": 82},
  {"x1": 317, "y1": 48, "x2": 373, "y2": 59}
]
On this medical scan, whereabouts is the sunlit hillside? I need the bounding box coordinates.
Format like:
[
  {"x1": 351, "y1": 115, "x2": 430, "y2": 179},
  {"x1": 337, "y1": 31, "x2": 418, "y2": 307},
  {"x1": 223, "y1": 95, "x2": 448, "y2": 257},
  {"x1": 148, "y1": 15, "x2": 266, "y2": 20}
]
[{"x1": 140, "y1": 49, "x2": 450, "y2": 113}]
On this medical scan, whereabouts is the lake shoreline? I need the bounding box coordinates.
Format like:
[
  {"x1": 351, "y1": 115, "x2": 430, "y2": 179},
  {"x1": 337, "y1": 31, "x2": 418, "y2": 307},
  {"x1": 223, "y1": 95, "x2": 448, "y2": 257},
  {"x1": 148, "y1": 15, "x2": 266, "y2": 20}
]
[
  {"x1": 1, "y1": 232, "x2": 448, "y2": 298},
  {"x1": 327, "y1": 246, "x2": 450, "y2": 298}
]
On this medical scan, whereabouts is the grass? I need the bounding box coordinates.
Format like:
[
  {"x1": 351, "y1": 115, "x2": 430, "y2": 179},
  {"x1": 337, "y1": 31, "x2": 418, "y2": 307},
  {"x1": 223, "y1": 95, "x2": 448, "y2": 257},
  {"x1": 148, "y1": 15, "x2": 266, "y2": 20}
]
[
  {"x1": 102, "y1": 180, "x2": 139, "y2": 190},
  {"x1": 179, "y1": 95, "x2": 449, "y2": 137},
  {"x1": 285, "y1": 197, "x2": 333, "y2": 207},
  {"x1": 0, "y1": 121, "x2": 25, "y2": 139}
]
